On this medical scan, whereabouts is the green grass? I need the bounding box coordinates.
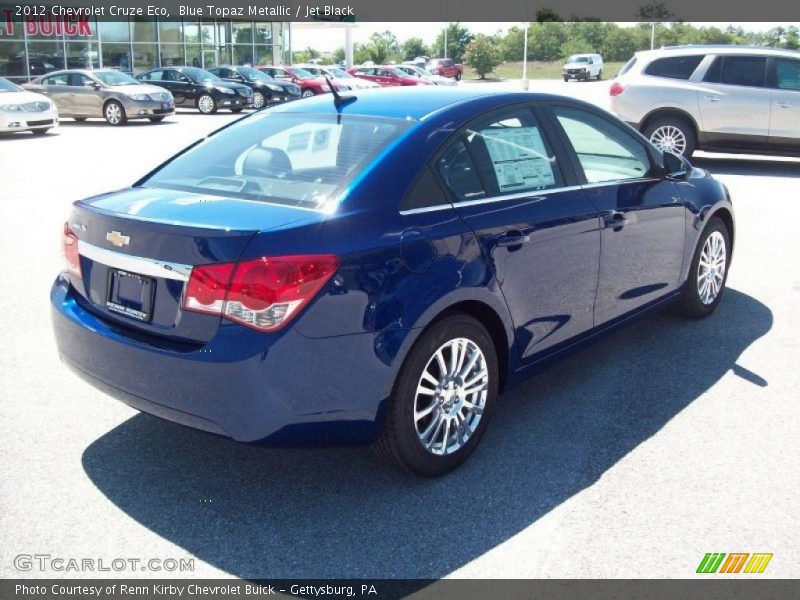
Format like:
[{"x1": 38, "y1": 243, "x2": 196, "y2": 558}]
[{"x1": 465, "y1": 61, "x2": 626, "y2": 81}]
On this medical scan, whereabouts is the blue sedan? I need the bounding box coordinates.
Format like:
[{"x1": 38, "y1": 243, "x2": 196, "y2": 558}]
[{"x1": 51, "y1": 87, "x2": 734, "y2": 476}]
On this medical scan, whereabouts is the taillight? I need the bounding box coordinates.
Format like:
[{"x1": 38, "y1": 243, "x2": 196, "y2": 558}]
[
  {"x1": 62, "y1": 222, "x2": 81, "y2": 278},
  {"x1": 182, "y1": 255, "x2": 339, "y2": 332},
  {"x1": 609, "y1": 80, "x2": 627, "y2": 97}
]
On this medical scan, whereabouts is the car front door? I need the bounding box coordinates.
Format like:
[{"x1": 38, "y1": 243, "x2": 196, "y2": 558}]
[
  {"x1": 435, "y1": 105, "x2": 601, "y2": 360},
  {"x1": 66, "y1": 73, "x2": 103, "y2": 117},
  {"x1": 698, "y1": 55, "x2": 771, "y2": 145},
  {"x1": 546, "y1": 103, "x2": 686, "y2": 325},
  {"x1": 768, "y1": 56, "x2": 800, "y2": 149}
]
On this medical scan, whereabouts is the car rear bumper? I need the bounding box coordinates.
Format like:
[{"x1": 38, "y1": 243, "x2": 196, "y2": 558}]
[
  {"x1": 0, "y1": 109, "x2": 59, "y2": 132},
  {"x1": 51, "y1": 276, "x2": 395, "y2": 445}
]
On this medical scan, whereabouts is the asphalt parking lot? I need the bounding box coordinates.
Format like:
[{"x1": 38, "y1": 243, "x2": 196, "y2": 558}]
[{"x1": 1, "y1": 80, "x2": 799, "y2": 579}]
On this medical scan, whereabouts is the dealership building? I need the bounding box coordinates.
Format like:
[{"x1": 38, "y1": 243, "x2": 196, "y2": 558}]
[{"x1": 0, "y1": 11, "x2": 292, "y2": 83}]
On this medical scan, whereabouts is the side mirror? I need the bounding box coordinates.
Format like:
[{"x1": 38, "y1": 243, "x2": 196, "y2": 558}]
[{"x1": 664, "y1": 151, "x2": 691, "y2": 179}]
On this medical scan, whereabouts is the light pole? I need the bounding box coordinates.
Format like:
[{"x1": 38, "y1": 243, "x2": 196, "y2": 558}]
[
  {"x1": 521, "y1": 22, "x2": 529, "y2": 90},
  {"x1": 651, "y1": 22, "x2": 656, "y2": 50},
  {"x1": 444, "y1": 24, "x2": 448, "y2": 58}
]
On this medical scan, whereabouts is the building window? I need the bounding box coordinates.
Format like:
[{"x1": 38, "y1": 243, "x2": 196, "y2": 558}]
[
  {"x1": 99, "y1": 21, "x2": 130, "y2": 43},
  {"x1": 182, "y1": 21, "x2": 200, "y2": 45},
  {"x1": 0, "y1": 41, "x2": 27, "y2": 78},
  {"x1": 158, "y1": 20, "x2": 182, "y2": 44},
  {"x1": 133, "y1": 43, "x2": 158, "y2": 73},
  {"x1": 132, "y1": 18, "x2": 156, "y2": 43},
  {"x1": 232, "y1": 22, "x2": 253, "y2": 44},
  {"x1": 102, "y1": 42, "x2": 132, "y2": 71},
  {"x1": 66, "y1": 41, "x2": 100, "y2": 69},
  {"x1": 233, "y1": 45, "x2": 253, "y2": 66},
  {"x1": 27, "y1": 41, "x2": 65, "y2": 74},
  {"x1": 159, "y1": 43, "x2": 183, "y2": 67},
  {"x1": 186, "y1": 43, "x2": 201, "y2": 68}
]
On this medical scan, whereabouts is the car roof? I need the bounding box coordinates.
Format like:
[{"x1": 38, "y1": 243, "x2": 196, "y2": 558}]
[
  {"x1": 265, "y1": 87, "x2": 580, "y2": 121},
  {"x1": 636, "y1": 45, "x2": 800, "y2": 59}
]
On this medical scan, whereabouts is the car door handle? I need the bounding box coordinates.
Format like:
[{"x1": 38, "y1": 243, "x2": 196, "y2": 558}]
[
  {"x1": 603, "y1": 211, "x2": 628, "y2": 230},
  {"x1": 705, "y1": 95, "x2": 720, "y2": 102},
  {"x1": 495, "y1": 231, "x2": 531, "y2": 247},
  {"x1": 776, "y1": 101, "x2": 792, "y2": 108}
]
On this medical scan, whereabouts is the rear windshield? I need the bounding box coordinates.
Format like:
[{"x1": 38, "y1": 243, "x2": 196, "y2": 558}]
[{"x1": 140, "y1": 112, "x2": 410, "y2": 211}]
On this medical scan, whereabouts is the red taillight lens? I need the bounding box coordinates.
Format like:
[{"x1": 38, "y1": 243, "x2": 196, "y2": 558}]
[
  {"x1": 182, "y1": 255, "x2": 339, "y2": 332},
  {"x1": 609, "y1": 80, "x2": 627, "y2": 97},
  {"x1": 62, "y1": 222, "x2": 81, "y2": 278}
]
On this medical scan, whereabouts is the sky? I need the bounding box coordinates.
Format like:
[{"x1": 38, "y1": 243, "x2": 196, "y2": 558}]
[{"x1": 289, "y1": 22, "x2": 797, "y2": 54}]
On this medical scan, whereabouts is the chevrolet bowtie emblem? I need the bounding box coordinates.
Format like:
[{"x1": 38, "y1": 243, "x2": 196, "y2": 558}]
[{"x1": 106, "y1": 231, "x2": 130, "y2": 247}]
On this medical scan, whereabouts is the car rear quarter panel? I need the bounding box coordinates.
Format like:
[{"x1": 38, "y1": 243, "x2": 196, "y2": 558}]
[{"x1": 612, "y1": 77, "x2": 702, "y2": 128}]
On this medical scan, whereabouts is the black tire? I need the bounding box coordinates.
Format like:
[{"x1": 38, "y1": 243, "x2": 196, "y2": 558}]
[
  {"x1": 643, "y1": 114, "x2": 697, "y2": 158},
  {"x1": 374, "y1": 313, "x2": 499, "y2": 476},
  {"x1": 674, "y1": 216, "x2": 731, "y2": 319},
  {"x1": 31, "y1": 128, "x2": 49, "y2": 135},
  {"x1": 455, "y1": 71, "x2": 462, "y2": 81},
  {"x1": 230, "y1": 107, "x2": 244, "y2": 113},
  {"x1": 149, "y1": 116, "x2": 165, "y2": 123},
  {"x1": 197, "y1": 94, "x2": 217, "y2": 114},
  {"x1": 563, "y1": 76, "x2": 569, "y2": 82},
  {"x1": 597, "y1": 69, "x2": 603, "y2": 80},
  {"x1": 103, "y1": 100, "x2": 127, "y2": 126}
]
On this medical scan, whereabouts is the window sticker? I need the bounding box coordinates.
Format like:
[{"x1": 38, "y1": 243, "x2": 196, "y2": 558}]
[{"x1": 478, "y1": 126, "x2": 556, "y2": 192}]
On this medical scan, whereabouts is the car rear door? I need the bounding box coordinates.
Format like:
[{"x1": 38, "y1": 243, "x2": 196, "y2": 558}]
[
  {"x1": 39, "y1": 73, "x2": 71, "y2": 113},
  {"x1": 698, "y1": 54, "x2": 771, "y2": 145},
  {"x1": 544, "y1": 102, "x2": 686, "y2": 325},
  {"x1": 434, "y1": 104, "x2": 601, "y2": 360},
  {"x1": 767, "y1": 56, "x2": 800, "y2": 149}
]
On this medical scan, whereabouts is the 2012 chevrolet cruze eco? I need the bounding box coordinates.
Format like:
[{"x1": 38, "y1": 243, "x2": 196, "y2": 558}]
[{"x1": 51, "y1": 88, "x2": 734, "y2": 476}]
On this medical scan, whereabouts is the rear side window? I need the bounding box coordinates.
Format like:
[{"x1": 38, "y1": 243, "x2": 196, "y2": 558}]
[
  {"x1": 704, "y1": 56, "x2": 766, "y2": 87},
  {"x1": 436, "y1": 139, "x2": 486, "y2": 202},
  {"x1": 644, "y1": 55, "x2": 704, "y2": 80},
  {"x1": 552, "y1": 106, "x2": 655, "y2": 184},
  {"x1": 775, "y1": 58, "x2": 800, "y2": 91},
  {"x1": 401, "y1": 167, "x2": 449, "y2": 211},
  {"x1": 43, "y1": 73, "x2": 68, "y2": 86}
]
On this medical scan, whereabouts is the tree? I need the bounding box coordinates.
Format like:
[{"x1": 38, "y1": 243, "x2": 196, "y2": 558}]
[
  {"x1": 433, "y1": 23, "x2": 474, "y2": 63},
  {"x1": 363, "y1": 31, "x2": 399, "y2": 64},
  {"x1": 527, "y1": 22, "x2": 567, "y2": 61},
  {"x1": 463, "y1": 34, "x2": 502, "y2": 79},
  {"x1": 501, "y1": 26, "x2": 525, "y2": 61},
  {"x1": 332, "y1": 47, "x2": 345, "y2": 64},
  {"x1": 402, "y1": 37, "x2": 428, "y2": 61}
]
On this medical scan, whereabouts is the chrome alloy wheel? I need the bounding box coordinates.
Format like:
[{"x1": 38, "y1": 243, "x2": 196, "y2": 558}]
[
  {"x1": 105, "y1": 103, "x2": 122, "y2": 125},
  {"x1": 697, "y1": 230, "x2": 727, "y2": 305},
  {"x1": 198, "y1": 95, "x2": 215, "y2": 113},
  {"x1": 650, "y1": 125, "x2": 687, "y2": 155},
  {"x1": 414, "y1": 338, "x2": 488, "y2": 456},
  {"x1": 301, "y1": 89, "x2": 315, "y2": 98},
  {"x1": 252, "y1": 91, "x2": 265, "y2": 109}
]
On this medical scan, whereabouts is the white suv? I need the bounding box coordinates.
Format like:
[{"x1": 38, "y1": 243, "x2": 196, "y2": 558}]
[{"x1": 610, "y1": 45, "x2": 800, "y2": 157}]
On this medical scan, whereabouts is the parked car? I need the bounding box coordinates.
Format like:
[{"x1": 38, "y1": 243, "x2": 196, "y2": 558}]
[
  {"x1": 562, "y1": 53, "x2": 604, "y2": 81},
  {"x1": 426, "y1": 58, "x2": 463, "y2": 80},
  {"x1": 0, "y1": 76, "x2": 58, "y2": 135},
  {"x1": 348, "y1": 66, "x2": 432, "y2": 87},
  {"x1": 207, "y1": 66, "x2": 301, "y2": 108},
  {"x1": 295, "y1": 64, "x2": 380, "y2": 90},
  {"x1": 256, "y1": 65, "x2": 335, "y2": 97},
  {"x1": 610, "y1": 45, "x2": 800, "y2": 157},
  {"x1": 397, "y1": 64, "x2": 458, "y2": 86},
  {"x1": 136, "y1": 66, "x2": 252, "y2": 114},
  {"x1": 51, "y1": 87, "x2": 735, "y2": 476},
  {"x1": 23, "y1": 69, "x2": 173, "y2": 125}
]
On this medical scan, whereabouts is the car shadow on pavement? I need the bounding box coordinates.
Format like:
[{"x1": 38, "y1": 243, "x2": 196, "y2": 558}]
[
  {"x1": 693, "y1": 156, "x2": 800, "y2": 178},
  {"x1": 82, "y1": 288, "x2": 771, "y2": 579}
]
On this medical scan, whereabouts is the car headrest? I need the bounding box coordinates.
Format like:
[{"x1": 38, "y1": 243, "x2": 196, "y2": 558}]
[{"x1": 242, "y1": 147, "x2": 293, "y2": 177}]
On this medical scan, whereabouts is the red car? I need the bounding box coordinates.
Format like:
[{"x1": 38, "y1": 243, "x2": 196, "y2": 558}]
[
  {"x1": 257, "y1": 65, "x2": 334, "y2": 97},
  {"x1": 427, "y1": 58, "x2": 464, "y2": 80},
  {"x1": 347, "y1": 66, "x2": 432, "y2": 87}
]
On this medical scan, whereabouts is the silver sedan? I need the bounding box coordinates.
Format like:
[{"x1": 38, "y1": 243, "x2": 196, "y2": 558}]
[{"x1": 23, "y1": 69, "x2": 175, "y2": 125}]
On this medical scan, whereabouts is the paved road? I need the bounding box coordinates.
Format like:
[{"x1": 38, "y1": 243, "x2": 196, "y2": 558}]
[{"x1": 1, "y1": 84, "x2": 798, "y2": 579}]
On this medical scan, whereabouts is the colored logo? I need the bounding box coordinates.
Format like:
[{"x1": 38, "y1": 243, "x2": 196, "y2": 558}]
[{"x1": 697, "y1": 553, "x2": 773, "y2": 574}]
